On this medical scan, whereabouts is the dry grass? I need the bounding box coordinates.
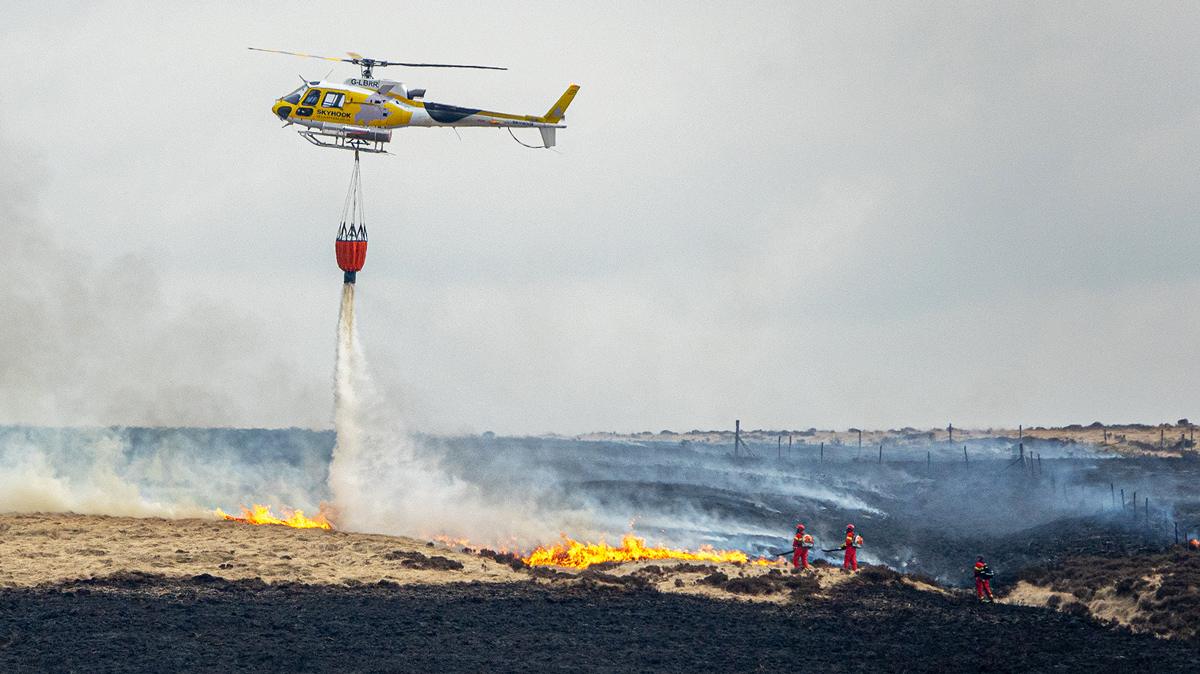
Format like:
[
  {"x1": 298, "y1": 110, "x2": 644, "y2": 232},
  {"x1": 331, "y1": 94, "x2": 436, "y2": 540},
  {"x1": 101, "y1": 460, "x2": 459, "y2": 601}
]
[
  {"x1": 0, "y1": 512, "x2": 520, "y2": 588},
  {"x1": 1005, "y1": 548, "x2": 1200, "y2": 640}
]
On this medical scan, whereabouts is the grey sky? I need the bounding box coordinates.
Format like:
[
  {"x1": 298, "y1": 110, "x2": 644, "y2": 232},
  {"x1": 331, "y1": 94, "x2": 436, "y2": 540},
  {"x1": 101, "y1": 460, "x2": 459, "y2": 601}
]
[{"x1": 0, "y1": 2, "x2": 1196, "y2": 433}]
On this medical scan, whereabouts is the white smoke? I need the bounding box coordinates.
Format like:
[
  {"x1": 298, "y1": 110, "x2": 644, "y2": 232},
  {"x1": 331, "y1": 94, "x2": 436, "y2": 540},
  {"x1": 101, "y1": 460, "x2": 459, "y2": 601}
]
[
  {"x1": 0, "y1": 431, "x2": 203, "y2": 517},
  {"x1": 326, "y1": 283, "x2": 581, "y2": 544}
]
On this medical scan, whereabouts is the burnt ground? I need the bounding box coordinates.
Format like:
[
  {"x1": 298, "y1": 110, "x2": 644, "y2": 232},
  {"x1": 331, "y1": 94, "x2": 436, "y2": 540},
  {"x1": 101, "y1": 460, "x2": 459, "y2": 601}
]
[
  {"x1": 894, "y1": 512, "x2": 1176, "y2": 587},
  {"x1": 0, "y1": 572, "x2": 1196, "y2": 673},
  {"x1": 1012, "y1": 546, "x2": 1200, "y2": 640}
]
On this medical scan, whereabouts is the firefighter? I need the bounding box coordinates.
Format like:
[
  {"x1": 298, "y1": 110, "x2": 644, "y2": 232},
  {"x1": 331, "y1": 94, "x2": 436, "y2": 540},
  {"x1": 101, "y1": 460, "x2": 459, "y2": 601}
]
[
  {"x1": 974, "y1": 556, "x2": 995, "y2": 602},
  {"x1": 840, "y1": 524, "x2": 862, "y2": 571},
  {"x1": 792, "y1": 523, "x2": 814, "y2": 570}
]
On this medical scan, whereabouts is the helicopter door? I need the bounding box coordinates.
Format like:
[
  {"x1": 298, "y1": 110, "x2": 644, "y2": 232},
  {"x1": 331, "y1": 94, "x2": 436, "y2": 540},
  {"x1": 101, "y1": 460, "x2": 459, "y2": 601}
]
[
  {"x1": 296, "y1": 89, "x2": 321, "y2": 117},
  {"x1": 321, "y1": 92, "x2": 345, "y2": 109}
]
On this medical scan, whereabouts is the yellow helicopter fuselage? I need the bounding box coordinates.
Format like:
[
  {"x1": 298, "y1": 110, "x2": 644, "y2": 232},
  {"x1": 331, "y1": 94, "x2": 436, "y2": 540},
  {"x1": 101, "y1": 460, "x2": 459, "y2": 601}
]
[{"x1": 272, "y1": 79, "x2": 578, "y2": 150}]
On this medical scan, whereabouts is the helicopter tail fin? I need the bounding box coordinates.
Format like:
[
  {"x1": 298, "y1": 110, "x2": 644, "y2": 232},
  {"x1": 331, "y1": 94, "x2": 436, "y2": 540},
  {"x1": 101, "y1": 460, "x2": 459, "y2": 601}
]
[{"x1": 541, "y1": 84, "x2": 579, "y2": 124}]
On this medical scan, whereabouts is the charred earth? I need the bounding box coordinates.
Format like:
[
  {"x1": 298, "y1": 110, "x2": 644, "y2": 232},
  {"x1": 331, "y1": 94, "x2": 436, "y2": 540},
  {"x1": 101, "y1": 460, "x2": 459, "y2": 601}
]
[{"x1": 0, "y1": 569, "x2": 1196, "y2": 673}]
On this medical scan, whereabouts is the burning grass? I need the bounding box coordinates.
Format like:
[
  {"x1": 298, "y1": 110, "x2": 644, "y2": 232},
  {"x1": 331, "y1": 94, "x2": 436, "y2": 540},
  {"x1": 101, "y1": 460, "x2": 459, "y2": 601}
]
[
  {"x1": 521, "y1": 534, "x2": 779, "y2": 570},
  {"x1": 214, "y1": 505, "x2": 331, "y2": 530}
]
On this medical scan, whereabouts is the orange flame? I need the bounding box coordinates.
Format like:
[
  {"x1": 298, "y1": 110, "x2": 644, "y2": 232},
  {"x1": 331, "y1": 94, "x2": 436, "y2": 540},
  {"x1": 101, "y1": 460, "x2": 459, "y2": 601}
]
[
  {"x1": 523, "y1": 534, "x2": 778, "y2": 569},
  {"x1": 434, "y1": 534, "x2": 473, "y2": 549},
  {"x1": 215, "y1": 504, "x2": 332, "y2": 530}
]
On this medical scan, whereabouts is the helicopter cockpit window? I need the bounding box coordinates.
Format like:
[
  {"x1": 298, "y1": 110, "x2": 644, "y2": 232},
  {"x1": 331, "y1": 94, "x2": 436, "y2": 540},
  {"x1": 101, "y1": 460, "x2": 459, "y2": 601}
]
[
  {"x1": 282, "y1": 85, "x2": 304, "y2": 105},
  {"x1": 322, "y1": 92, "x2": 345, "y2": 109},
  {"x1": 301, "y1": 89, "x2": 321, "y2": 106}
]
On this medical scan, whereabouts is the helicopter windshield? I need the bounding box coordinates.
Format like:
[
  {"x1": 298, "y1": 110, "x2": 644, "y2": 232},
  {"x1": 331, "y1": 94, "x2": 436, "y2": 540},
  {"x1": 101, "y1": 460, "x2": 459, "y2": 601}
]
[{"x1": 280, "y1": 84, "x2": 304, "y2": 105}]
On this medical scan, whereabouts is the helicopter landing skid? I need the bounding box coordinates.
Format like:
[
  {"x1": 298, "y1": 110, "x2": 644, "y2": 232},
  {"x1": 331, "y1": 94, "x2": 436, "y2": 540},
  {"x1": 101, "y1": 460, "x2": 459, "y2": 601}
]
[{"x1": 298, "y1": 130, "x2": 389, "y2": 154}]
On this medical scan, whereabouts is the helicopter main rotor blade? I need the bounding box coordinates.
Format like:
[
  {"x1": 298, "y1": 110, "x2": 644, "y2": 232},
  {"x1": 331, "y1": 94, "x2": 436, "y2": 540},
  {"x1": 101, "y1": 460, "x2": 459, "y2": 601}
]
[
  {"x1": 379, "y1": 61, "x2": 506, "y2": 70},
  {"x1": 248, "y1": 47, "x2": 352, "y2": 64},
  {"x1": 347, "y1": 51, "x2": 504, "y2": 70},
  {"x1": 252, "y1": 47, "x2": 506, "y2": 71}
]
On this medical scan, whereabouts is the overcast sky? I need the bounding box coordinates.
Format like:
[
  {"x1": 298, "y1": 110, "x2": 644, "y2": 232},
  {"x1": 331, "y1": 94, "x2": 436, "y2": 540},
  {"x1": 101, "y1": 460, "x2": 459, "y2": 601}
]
[{"x1": 0, "y1": 2, "x2": 1196, "y2": 434}]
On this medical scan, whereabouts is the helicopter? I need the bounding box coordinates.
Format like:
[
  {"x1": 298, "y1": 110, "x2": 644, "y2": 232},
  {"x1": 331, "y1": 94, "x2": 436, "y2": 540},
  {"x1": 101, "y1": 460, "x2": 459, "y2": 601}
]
[{"x1": 251, "y1": 48, "x2": 579, "y2": 153}]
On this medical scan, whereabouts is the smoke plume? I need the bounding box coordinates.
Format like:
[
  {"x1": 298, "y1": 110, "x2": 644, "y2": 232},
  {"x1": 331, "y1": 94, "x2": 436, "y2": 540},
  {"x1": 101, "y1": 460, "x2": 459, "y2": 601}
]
[{"x1": 326, "y1": 283, "x2": 579, "y2": 544}]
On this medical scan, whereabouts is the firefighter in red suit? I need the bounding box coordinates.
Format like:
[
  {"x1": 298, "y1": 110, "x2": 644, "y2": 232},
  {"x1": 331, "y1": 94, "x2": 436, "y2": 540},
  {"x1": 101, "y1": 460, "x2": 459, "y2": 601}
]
[
  {"x1": 974, "y1": 556, "x2": 995, "y2": 602},
  {"x1": 840, "y1": 524, "x2": 862, "y2": 571},
  {"x1": 792, "y1": 524, "x2": 814, "y2": 569}
]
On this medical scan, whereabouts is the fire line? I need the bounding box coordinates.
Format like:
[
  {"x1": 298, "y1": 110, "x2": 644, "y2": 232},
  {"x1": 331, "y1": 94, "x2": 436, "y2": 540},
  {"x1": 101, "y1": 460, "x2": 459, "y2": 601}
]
[
  {"x1": 522, "y1": 534, "x2": 778, "y2": 569},
  {"x1": 215, "y1": 504, "x2": 332, "y2": 530}
]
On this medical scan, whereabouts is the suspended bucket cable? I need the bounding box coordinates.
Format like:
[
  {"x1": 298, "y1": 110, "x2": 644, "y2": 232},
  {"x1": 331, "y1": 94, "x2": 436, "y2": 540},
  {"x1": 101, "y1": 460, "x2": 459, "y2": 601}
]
[{"x1": 335, "y1": 150, "x2": 368, "y2": 284}]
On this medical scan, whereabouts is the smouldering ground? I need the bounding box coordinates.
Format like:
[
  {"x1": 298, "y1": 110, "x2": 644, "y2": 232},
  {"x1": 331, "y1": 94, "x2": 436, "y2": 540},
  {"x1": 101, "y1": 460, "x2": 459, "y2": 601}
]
[
  {"x1": 2, "y1": 513, "x2": 1198, "y2": 672},
  {"x1": 1, "y1": 559, "x2": 1197, "y2": 672}
]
